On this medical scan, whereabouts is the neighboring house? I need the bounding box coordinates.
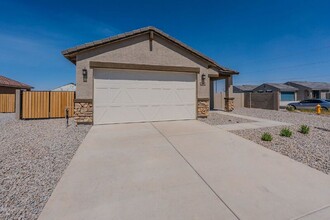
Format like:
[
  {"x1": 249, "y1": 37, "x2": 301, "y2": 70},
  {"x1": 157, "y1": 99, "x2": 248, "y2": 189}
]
[
  {"x1": 253, "y1": 83, "x2": 298, "y2": 102},
  {"x1": 62, "y1": 26, "x2": 238, "y2": 125},
  {"x1": 233, "y1": 85, "x2": 257, "y2": 93},
  {"x1": 285, "y1": 81, "x2": 330, "y2": 100},
  {"x1": 52, "y1": 83, "x2": 76, "y2": 91},
  {"x1": 0, "y1": 75, "x2": 33, "y2": 94}
]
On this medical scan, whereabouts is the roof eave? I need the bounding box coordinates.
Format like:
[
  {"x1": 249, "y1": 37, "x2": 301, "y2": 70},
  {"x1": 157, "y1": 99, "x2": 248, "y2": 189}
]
[
  {"x1": 0, "y1": 84, "x2": 33, "y2": 89},
  {"x1": 62, "y1": 28, "x2": 152, "y2": 64},
  {"x1": 62, "y1": 26, "x2": 239, "y2": 74}
]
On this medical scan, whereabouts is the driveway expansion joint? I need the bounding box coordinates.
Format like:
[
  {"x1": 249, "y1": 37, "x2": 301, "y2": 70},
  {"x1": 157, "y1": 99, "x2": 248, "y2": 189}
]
[
  {"x1": 291, "y1": 204, "x2": 330, "y2": 220},
  {"x1": 151, "y1": 122, "x2": 241, "y2": 220}
]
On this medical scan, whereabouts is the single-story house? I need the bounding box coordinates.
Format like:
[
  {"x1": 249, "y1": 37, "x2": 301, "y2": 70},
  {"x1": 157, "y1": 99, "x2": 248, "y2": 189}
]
[
  {"x1": 285, "y1": 81, "x2": 330, "y2": 100},
  {"x1": 0, "y1": 75, "x2": 33, "y2": 94},
  {"x1": 233, "y1": 85, "x2": 257, "y2": 93},
  {"x1": 52, "y1": 83, "x2": 76, "y2": 91},
  {"x1": 62, "y1": 26, "x2": 238, "y2": 125},
  {"x1": 253, "y1": 83, "x2": 298, "y2": 102}
]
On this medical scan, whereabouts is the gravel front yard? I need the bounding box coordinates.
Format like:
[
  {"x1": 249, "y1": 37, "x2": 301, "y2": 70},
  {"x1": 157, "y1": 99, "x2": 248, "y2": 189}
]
[
  {"x1": 0, "y1": 114, "x2": 91, "y2": 220},
  {"x1": 233, "y1": 108, "x2": 330, "y2": 130},
  {"x1": 198, "y1": 111, "x2": 255, "y2": 125},
  {"x1": 230, "y1": 108, "x2": 330, "y2": 174}
]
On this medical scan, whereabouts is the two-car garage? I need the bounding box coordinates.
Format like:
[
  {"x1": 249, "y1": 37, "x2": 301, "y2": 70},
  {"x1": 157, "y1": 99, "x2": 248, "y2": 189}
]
[
  {"x1": 93, "y1": 69, "x2": 197, "y2": 125},
  {"x1": 62, "y1": 26, "x2": 238, "y2": 125}
]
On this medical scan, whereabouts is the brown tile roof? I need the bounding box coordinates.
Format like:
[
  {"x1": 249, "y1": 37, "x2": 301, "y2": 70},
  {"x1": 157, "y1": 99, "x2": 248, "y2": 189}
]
[
  {"x1": 0, "y1": 75, "x2": 33, "y2": 89},
  {"x1": 62, "y1": 26, "x2": 238, "y2": 74}
]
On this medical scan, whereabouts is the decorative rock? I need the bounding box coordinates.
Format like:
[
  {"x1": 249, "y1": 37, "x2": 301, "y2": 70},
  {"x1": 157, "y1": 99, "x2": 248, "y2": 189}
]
[
  {"x1": 197, "y1": 99, "x2": 209, "y2": 117},
  {"x1": 231, "y1": 108, "x2": 330, "y2": 175},
  {"x1": 199, "y1": 112, "x2": 254, "y2": 125},
  {"x1": 0, "y1": 114, "x2": 91, "y2": 220},
  {"x1": 224, "y1": 97, "x2": 235, "y2": 112},
  {"x1": 74, "y1": 102, "x2": 93, "y2": 124}
]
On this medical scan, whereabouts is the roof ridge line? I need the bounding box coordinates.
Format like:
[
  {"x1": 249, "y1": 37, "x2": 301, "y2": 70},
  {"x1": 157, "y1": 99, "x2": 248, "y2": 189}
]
[{"x1": 61, "y1": 26, "x2": 238, "y2": 74}]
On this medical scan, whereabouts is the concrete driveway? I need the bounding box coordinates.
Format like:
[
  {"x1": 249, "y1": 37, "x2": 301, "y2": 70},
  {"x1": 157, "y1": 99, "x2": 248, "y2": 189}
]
[{"x1": 39, "y1": 120, "x2": 330, "y2": 220}]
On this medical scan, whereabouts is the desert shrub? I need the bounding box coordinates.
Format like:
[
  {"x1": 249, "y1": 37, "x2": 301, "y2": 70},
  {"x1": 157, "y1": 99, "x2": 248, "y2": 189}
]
[
  {"x1": 280, "y1": 128, "x2": 293, "y2": 137},
  {"x1": 286, "y1": 105, "x2": 295, "y2": 112},
  {"x1": 261, "y1": 132, "x2": 273, "y2": 141},
  {"x1": 299, "y1": 125, "x2": 310, "y2": 134}
]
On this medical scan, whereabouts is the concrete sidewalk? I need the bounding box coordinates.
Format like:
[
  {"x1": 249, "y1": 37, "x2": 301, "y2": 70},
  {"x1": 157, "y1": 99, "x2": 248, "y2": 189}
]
[
  {"x1": 39, "y1": 120, "x2": 330, "y2": 220},
  {"x1": 213, "y1": 111, "x2": 291, "y2": 130}
]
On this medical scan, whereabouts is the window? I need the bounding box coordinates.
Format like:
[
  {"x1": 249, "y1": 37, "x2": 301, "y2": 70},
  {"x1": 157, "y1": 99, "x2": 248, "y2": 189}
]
[
  {"x1": 281, "y1": 92, "x2": 295, "y2": 101},
  {"x1": 312, "y1": 91, "x2": 320, "y2": 99}
]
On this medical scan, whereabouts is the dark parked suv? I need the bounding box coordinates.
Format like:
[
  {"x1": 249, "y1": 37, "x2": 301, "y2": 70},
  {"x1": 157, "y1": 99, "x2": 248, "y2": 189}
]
[{"x1": 288, "y1": 99, "x2": 330, "y2": 110}]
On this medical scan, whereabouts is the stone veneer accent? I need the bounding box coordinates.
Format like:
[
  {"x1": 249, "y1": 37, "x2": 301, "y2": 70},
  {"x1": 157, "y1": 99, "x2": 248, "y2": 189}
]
[
  {"x1": 224, "y1": 97, "x2": 235, "y2": 112},
  {"x1": 74, "y1": 99, "x2": 93, "y2": 124},
  {"x1": 197, "y1": 98, "x2": 209, "y2": 117}
]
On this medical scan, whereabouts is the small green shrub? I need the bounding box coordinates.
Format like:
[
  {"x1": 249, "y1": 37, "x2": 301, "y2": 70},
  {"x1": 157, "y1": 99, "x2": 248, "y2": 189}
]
[
  {"x1": 286, "y1": 105, "x2": 295, "y2": 112},
  {"x1": 299, "y1": 125, "x2": 310, "y2": 134},
  {"x1": 280, "y1": 128, "x2": 293, "y2": 137},
  {"x1": 261, "y1": 132, "x2": 273, "y2": 141}
]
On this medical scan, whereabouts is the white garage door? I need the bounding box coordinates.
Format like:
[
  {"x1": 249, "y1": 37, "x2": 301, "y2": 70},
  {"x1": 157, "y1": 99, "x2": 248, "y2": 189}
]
[{"x1": 93, "y1": 69, "x2": 196, "y2": 125}]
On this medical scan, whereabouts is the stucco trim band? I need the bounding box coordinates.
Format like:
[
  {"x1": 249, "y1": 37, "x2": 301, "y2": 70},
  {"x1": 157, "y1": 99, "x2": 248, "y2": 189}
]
[
  {"x1": 74, "y1": 99, "x2": 93, "y2": 103},
  {"x1": 89, "y1": 61, "x2": 200, "y2": 73}
]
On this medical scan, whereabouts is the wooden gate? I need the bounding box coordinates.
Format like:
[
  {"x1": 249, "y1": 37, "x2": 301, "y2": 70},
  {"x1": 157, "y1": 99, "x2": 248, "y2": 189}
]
[
  {"x1": 50, "y1": 92, "x2": 75, "y2": 118},
  {"x1": 22, "y1": 91, "x2": 75, "y2": 119},
  {"x1": 0, "y1": 94, "x2": 15, "y2": 113}
]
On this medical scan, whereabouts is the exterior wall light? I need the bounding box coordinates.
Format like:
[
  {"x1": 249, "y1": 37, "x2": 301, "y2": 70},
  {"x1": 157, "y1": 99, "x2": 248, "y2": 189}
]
[
  {"x1": 82, "y1": 68, "x2": 88, "y2": 82},
  {"x1": 201, "y1": 73, "x2": 206, "y2": 86}
]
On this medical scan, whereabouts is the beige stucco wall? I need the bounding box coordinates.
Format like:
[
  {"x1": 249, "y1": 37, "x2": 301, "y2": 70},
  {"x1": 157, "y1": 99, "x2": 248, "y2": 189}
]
[
  {"x1": 75, "y1": 33, "x2": 220, "y2": 99},
  {"x1": 320, "y1": 91, "x2": 330, "y2": 99},
  {"x1": 213, "y1": 92, "x2": 244, "y2": 110}
]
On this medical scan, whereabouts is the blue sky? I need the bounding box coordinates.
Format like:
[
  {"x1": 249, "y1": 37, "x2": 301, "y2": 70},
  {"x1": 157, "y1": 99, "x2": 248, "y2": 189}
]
[{"x1": 1, "y1": 0, "x2": 330, "y2": 90}]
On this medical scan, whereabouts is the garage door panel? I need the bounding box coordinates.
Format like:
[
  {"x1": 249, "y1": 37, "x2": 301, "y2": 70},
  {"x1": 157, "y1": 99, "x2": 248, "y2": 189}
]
[
  {"x1": 153, "y1": 105, "x2": 195, "y2": 121},
  {"x1": 94, "y1": 69, "x2": 196, "y2": 124},
  {"x1": 94, "y1": 88, "x2": 120, "y2": 105},
  {"x1": 95, "y1": 106, "x2": 144, "y2": 124},
  {"x1": 175, "y1": 89, "x2": 196, "y2": 104},
  {"x1": 163, "y1": 90, "x2": 183, "y2": 105}
]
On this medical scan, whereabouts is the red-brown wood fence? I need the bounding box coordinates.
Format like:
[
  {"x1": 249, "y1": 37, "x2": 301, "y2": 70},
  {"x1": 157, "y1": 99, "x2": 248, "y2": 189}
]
[{"x1": 21, "y1": 91, "x2": 75, "y2": 119}]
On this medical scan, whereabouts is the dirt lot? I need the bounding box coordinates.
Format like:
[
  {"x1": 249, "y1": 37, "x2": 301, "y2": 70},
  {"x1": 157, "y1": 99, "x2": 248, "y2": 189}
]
[{"x1": 0, "y1": 114, "x2": 91, "y2": 220}]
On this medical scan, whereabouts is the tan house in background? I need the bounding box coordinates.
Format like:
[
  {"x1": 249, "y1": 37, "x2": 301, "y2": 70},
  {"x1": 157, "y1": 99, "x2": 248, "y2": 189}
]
[
  {"x1": 285, "y1": 81, "x2": 330, "y2": 100},
  {"x1": 233, "y1": 85, "x2": 257, "y2": 93},
  {"x1": 62, "y1": 26, "x2": 238, "y2": 125},
  {"x1": 52, "y1": 83, "x2": 76, "y2": 92}
]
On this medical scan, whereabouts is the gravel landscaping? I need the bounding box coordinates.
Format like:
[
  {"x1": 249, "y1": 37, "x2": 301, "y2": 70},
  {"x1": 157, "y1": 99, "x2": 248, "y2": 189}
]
[
  {"x1": 230, "y1": 108, "x2": 330, "y2": 174},
  {"x1": 232, "y1": 125, "x2": 330, "y2": 174},
  {"x1": 0, "y1": 114, "x2": 91, "y2": 220},
  {"x1": 198, "y1": 111, "x2": 255, "y2": 125},
  {"x1": 233, "y1": 108, "x2": 330, "y2": 130}
]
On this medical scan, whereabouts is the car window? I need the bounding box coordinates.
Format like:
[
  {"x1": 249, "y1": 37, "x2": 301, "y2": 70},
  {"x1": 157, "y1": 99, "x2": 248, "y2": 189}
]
[
  {"x1": 309, "y1": 100, "x2": 321, "y2": 103},
  {"x1": 300, "y1": 100, "x2": 310, "y2": 103}
]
